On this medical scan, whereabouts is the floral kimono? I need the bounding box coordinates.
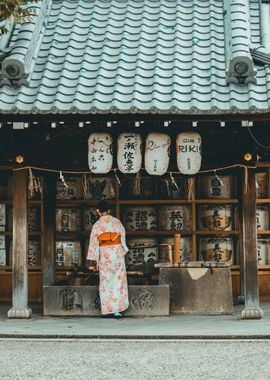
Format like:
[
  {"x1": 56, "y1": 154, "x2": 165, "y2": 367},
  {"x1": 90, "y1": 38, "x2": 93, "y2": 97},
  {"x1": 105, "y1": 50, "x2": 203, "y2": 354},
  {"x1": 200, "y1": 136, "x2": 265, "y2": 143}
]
[{"x1": 87, "y1": 215, "x2": 129, "y2": 315}]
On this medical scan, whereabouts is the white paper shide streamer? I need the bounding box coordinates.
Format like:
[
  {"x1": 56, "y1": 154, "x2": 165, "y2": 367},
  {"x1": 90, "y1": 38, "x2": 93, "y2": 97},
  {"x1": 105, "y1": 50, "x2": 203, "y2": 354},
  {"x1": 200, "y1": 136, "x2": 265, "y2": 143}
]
[
  {"x1": 117, "y1": 133, "x2": 142, "y2": 173},
  {"x1": 145, "y1": 133, "x2": 171, "y2": 175},
  {"x1": 88, "y1": 133, "x2": 113, "y2": 174},
  {"x1": 176, "y1": 132, "x2": 202, "y2": 175}
]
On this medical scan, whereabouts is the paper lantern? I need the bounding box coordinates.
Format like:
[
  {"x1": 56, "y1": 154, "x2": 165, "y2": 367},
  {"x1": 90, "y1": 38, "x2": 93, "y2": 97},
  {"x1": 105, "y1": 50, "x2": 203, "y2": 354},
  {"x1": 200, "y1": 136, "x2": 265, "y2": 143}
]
[
  {"x1": 145, "y1": 133, "x2": 171, "y2": 175},
  {"x1": 176, "y1": 132, "x2": 202, "y2": 174},
  {"x1": 88, "y1": 133, "x2": 113, "y2": 174},
  {"x1": 117, "y1": 133, "x2": 142, "y2": 173}
]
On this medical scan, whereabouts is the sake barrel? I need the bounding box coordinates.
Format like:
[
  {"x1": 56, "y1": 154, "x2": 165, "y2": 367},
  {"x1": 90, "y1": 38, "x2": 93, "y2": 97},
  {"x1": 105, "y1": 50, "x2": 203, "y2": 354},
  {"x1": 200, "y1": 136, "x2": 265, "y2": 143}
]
[
  {"x1": 55, "y1": 241, "x2": 82, "y2": 266},
  {"x1": 0, "y1": 249, "x2": 6, "y2": 266},
  {"x1": 158, "y1": 176, "x2": 188, "y2": 199},
  {"x1": 88, "y1": 133, "x2": 113, "y2": 174},
  {"x1": 86, "y1": 176, "x2": 115, "y2": 200},
  {"x1": 28, "y1": 207, "x2": 40, "y2": 231},
  {"x1": 197, "y1": 175, "x2": 232, "y2": 199},
  {"x1": 257, "y1": 238, "x2": 269, "y2": 265},
  {"x1": 158, "y1": 205, "x2": 192, "y2": 231},
  {"x1": 198, "y1": 204, "x2": 233, "y2": 231},
  {"x1": 123, "y1": 207, "x2": 157, "y2": 231},
  {"x1": 56, "y1": 177, "x2": 82, "y2": 199},
  {"x1": 0, "y1": 235, "x2": 5, "y2": 249},
  {"x1": 176, "y1": 132, "x2": 202, "y2": 174},
  {"x1": 56, "y1": 208, "x2": 81, "y2": 232},
  {"x1": 159, "y1": 237, "x2": 192, "y2": 263},
  {"x1": 117, "y1": 133, "x2": 142, "y2": 173},
  {"x1": 9, "y1": 240, "x2": 41, "y2": 266},
  {"x1": 199, "y1": 237, "x2": 234, "y2": 263},
  {"x1": 120, "y1": 176, "x2": 155, "y2": 199},
  {"x1": 126, "y1": 238, "x2": 158, "y2": 265},
  {"x1": 8, "y1": 206, "x2": 40, "y2": 231},
  {"x1": 145, "y1": 133, "x2": 171, "y2": 175},
  {"x1": 28, "y1": 240, "x2": 41, "y2": 266},
  {"x1": 256, "y1": 172, "x2": 268, "y2": 199},
  {"x1": 83, "y1": 207, "x2": 98, "y2": 231},
  {"x1": 0, "y1": 204, "x2": 5, "y2": 231},
  {"x1": 256, "y1": 205, "x2": 269, "y2": 230}
]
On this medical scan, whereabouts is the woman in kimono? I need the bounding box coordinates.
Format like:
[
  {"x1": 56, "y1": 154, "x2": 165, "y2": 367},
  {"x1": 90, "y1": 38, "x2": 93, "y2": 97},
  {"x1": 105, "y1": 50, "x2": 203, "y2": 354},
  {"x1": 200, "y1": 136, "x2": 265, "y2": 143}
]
[{"x1": 87, "y1": 201, "x2": 129, "y2": 318}]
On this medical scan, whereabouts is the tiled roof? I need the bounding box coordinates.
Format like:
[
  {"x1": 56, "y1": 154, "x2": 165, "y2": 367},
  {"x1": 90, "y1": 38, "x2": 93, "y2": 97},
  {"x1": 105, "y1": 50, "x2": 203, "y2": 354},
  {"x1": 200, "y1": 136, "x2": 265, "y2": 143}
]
[{"x1": 0, "y1": 0, "x2": 270, "y2": 115}]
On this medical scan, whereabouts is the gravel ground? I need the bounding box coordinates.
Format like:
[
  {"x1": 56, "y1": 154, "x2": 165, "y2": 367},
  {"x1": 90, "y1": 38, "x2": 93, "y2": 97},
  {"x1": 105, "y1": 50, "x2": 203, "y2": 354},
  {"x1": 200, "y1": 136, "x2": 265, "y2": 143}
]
[{"x1": 0, "y1": 340, "x2": 269, "y2": 380}]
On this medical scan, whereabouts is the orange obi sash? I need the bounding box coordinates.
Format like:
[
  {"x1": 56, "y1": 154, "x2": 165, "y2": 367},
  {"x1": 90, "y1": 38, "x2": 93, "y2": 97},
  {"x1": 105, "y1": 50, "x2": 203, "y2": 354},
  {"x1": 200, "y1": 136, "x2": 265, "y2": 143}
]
[{"x1": 98, "y1": 232, "x2": 121, "y2": 246}]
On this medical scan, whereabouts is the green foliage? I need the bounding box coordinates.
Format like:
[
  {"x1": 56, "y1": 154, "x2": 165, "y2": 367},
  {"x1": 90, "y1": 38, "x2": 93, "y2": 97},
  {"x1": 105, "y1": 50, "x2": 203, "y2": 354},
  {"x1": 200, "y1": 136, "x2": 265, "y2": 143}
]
[{"x1": 0, "y1": 0, "x2": 40, "y2": 35}]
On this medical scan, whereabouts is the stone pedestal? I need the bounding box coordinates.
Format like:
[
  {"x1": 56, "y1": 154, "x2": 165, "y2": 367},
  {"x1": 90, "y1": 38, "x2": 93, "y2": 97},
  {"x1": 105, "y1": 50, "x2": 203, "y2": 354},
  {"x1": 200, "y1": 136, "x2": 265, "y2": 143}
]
[
  {"x1": 159, "y1": 266, "x2": 233, "y2": 315},
  {"x1": 43, "y1": 285, "x2": 170, "y2": 316},
  {"x1": 7, "y1": 307, "x2": 32, "y2": 319}
]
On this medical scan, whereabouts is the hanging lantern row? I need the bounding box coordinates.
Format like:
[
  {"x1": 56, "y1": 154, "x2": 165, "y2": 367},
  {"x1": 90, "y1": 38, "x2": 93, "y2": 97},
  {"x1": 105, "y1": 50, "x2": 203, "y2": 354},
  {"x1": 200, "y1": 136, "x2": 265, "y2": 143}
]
[{"x1": 88, "y1": 132, "x2": 202, "y2": 176}]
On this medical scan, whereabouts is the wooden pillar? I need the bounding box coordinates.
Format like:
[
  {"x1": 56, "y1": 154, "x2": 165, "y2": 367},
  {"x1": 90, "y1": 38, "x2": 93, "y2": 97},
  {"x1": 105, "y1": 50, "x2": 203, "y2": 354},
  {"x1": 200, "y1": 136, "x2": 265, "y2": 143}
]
[
  {"x1": 8, "y1": 169, "x2": 32, "y2": 318},
  {"x1": 42, "y1": 174, "x2": 56, "y2": 288},
  {"x1": 238, "y1": 173, "x2": 245, "y2": 304},
  {"x1": 240, "y1": 167, "x2": 263, "y2": 319}
]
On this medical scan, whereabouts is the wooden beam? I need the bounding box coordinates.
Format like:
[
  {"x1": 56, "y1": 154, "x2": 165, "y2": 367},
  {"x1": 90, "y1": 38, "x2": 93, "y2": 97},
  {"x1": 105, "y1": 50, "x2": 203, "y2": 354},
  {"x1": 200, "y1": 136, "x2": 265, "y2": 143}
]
[
  {"x1": 240, "y1": 167, "x2": 263, "y2": 319},
  {"x1": 7, "y1": 169, "x2": 32, "y2": 318},
  {"x1": 42, "y1": 173, "x2": 56, "y2": 287}
]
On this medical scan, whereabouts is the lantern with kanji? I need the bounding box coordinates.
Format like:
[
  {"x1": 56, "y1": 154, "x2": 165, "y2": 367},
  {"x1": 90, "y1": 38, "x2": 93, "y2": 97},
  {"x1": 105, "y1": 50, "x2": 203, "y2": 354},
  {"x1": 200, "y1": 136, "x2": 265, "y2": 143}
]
[
  {"x1": 145, "y1": 133, "x2": 171, "y2": 175},
  {"x1": 176, "y1": 132, "x2": 202, "y2": 174},
  {"x1": 117, "y1": 133, "x2": 142, "y2": 174},
  {"x1": 88, "y1": 133, "x2": 113, "y2": 174}
]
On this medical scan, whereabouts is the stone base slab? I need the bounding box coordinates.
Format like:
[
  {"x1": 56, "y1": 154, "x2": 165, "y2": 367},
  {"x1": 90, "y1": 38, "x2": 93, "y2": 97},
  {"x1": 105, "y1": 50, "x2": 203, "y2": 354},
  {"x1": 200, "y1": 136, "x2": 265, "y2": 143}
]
[
  {"x1": 159, "y1": 267, "x2": 233, "y2": 315},
  {"x1": 43, "y1": 285, "x2": 170, "y2": 316},
  {"x1": 7, "y1": 307, "x2": 32, "y2": 319}
]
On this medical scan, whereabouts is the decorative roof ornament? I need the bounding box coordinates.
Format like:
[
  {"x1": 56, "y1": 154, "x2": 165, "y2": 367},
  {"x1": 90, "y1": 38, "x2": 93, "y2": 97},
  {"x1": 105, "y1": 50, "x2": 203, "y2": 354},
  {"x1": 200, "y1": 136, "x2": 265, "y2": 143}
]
[
  {"x1": 0, "y1": 0, "x2": 53, "y2": 87},
  {"x1": 224, "y1": 0, "x2": 257, "y2": 85}
]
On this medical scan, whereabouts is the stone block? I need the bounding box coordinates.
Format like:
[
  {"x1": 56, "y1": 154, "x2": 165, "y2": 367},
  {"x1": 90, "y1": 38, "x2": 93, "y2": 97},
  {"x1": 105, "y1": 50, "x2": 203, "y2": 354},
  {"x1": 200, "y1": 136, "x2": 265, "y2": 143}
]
[
  {"x1": 43, "y1": 285, "x2": 170, "y2": 316},
  {"x1": 159, "y1": 267, "x2": 233, "y2": 315}
]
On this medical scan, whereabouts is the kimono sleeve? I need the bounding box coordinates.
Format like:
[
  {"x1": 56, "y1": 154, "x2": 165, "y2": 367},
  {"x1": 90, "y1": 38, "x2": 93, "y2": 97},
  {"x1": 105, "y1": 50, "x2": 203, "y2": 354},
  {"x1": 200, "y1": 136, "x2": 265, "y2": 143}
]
[
  {"x1": 119, "y1": 220, "x2": 129, "y2": 255},
  {"x1": 87, "y1": 224, "x2": 100, "y2": 263}
]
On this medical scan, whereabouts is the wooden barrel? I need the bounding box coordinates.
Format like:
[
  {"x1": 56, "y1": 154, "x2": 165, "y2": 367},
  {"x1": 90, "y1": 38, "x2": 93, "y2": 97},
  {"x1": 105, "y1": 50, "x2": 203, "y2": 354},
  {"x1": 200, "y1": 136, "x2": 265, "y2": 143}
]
[
  {"x1": 83, "y1": 207, "x2": 98, "y2": 231},
  {"x1": 123, "y1": 207, "x2": 157, "y2": 231},
  {"x1": 126, "y1": 238, "x2": 158, "y2": 265},
  {"x1": 199, "y1": 237, "x2": 234, "y2": 263},
  {"x1": 28, "y1": 240, "x2": 41, "y2": 266},
  {"x1": 55, "y1": 241, "x2": 82, "y2": 266},
  {"x1": 120, "y1": 176, "x2": 155, "y2": 199},
  {"x1": 257, "y1": 238, "x2": 269, "y2": 265},
  {"x1": 56, "y1": 208, "x2": 81, "y2": 232},
  {"x1": 159, "y1": 237, "x2": 192, "y2": 262},
  {"x1": 198, "y1": 204, "x2": 233, "y2": 231},
  {"x1": 197, "y1": 175, "x2": 232, "y2": 199},
  {"x1": 256, "y1": 172, "x2": 268, "y2": 199},
  {"x1": 56, "y1": 177, "x2": 82, "y2": 199},
  {"x1": 86, "y1": 176, "x2": 115, "y2": 200},
  {"x1": 158, "y1": 205, "x2": 192, "y2": 231},
  {"x1": 256, "y1": 205, "x2": 269, "y2": 230},
  {"x1": 0, "y1": 204, "x2": 5, "y2": 232}
]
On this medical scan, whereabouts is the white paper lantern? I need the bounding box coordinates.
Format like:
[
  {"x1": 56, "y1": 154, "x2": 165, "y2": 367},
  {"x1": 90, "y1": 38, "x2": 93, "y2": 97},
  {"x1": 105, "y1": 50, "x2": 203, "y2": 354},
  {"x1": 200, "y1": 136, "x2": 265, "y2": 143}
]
[
  {"x1": 88, "y1": 133, "x2": 113, "y2": 174},
  {"x1": 117, "y1": 133, "x2": 142, "y2": 173},
  {"x1": 176, "y1": 132, "x2": 202, "y2": 174},
  {"x1": 145, "y1": 133, "x2": 171, "y2": 175}
]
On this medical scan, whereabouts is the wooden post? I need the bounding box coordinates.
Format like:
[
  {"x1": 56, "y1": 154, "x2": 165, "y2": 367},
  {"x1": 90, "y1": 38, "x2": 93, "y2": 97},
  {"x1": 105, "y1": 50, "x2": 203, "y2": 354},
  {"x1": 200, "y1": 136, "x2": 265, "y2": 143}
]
[
  {"x1": 238, "y1": 173, "x2": 245, "y2": 304},
  {"x1": 8, "y1": 169, "x2": 32, "y2": 318},
  {"x1": 42, "y1": 173, "x2": 56, "y2": 288},
  {"x1": 240, "y1": 167, "x2": 263, "y2": 319}
]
